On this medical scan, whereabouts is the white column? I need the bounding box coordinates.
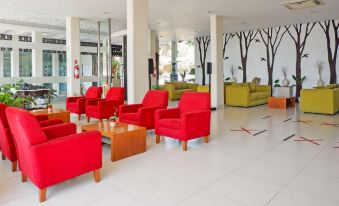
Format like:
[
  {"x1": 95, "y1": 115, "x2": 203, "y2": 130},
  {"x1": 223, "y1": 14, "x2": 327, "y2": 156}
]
[
  {"x1": 66, "y1": 17, "x2": 81, "y2": 96},
  {"x1": 149, "y1": 29, "x2": 158, "y2": 59},
  {"x1": 210, "y1": 15, "x2": 224, "y2": 109},
  {"x1": 0, "y1": 51, "x2": 3, "y2": 77},
  {"x1": 11, "y1": 36, "x2": 19, "y2": 77},
  {"x1": 32, "y1": 31, "x2": 43, "y2": 77},
  {"x1": 52, "y1": 53, "x2": 59, "y2": 90},
  {"x1": 127, "y1": 0, "x2": 149, "y2": 103}
]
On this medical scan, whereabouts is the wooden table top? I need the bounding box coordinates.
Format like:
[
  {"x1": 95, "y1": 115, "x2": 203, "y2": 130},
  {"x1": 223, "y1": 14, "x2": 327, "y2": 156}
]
[
  {"x1": 81, "y1": 122, "x2": 146, "y2": 138},
  {"x1": 30, "y1": 108, "x2": 69, "y2": 115}
]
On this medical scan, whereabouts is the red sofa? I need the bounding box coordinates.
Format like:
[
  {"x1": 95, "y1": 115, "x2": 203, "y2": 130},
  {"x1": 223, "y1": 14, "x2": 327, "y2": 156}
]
[
  {"x1": 66, "y1": 87, "x2": 102, "y2": 120},
  {"x1": 155, "y1": 92, "x2": 211, "y2": 151},
  {"x1": 6, "y1": 107, "x2": 102, "y2": 202},
  {"x1": 86, "y1": 87, "x2": 125, "y2": 122},
  {"x1": 0, "y1": 103, "x2": 63, "y2": 172},
  {"x1": 119, "y1": 90, "x2": 168, "y2": 129}
]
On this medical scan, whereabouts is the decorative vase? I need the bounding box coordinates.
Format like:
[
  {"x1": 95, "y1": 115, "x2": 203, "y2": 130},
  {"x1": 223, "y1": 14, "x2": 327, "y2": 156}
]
[
  {"x1": 231, "y1": 77, "x2": 237, "y2": 83},
  {"x1": 282, "y1": 79, "x2": 289, "y2": 87},
  {"x1": 317, "y1": 79, "x2": 324, "y2": 87}
]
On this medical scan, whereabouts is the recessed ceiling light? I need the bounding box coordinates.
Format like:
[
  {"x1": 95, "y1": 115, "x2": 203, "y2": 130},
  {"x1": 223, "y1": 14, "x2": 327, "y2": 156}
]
[
  {"x1": 207, "y1": 11, "x2": 215, "y2": 14},
  {"x1": 103, "y1": 11, "x2": 109, "y2": 14}
]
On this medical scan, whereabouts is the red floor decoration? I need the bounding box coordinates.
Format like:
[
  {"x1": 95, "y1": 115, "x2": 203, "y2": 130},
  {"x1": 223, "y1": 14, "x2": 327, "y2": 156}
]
[
  {"x1": 230, "y1": 127, "x2": 257, "y2": 134},
  {"x1": 294, "y1": 136, "x2": 323, "y2": 145},
  {"x1": 320, "y1": 122, "x2": 339, "y2": 127}
]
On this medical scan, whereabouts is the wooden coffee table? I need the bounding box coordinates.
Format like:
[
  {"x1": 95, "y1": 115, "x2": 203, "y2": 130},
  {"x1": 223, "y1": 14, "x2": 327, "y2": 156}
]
[
  {"x1": 81, "y1": 122, "x2": 147, "y2": 162},
  {"x1": 31, "y1": 108, "x2": 70, "y2": 123},
  {"x1": 268, "y1": 97, "x2": 295, "y2": 109}
]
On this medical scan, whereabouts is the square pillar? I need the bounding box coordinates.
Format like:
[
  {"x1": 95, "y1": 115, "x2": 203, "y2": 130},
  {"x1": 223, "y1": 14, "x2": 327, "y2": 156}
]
[
  {"x1": 11, "y1": 50, "x2": 19, "y2": 77},
  {"x1": 210, "y1": 15, "x2": 224, "y2": 109},
  {"x1": 0, "y1": 51, "x2": 3, "y2": 77},
  {"x1": 127, "y1": 0, "x2": 149, "y2": 103},
  {"x1": 66, "y1": 17, "x2": 81, "y2": 96},
  {"x1": 32, "y1": 31, "x2": 43, "y2": 77}
]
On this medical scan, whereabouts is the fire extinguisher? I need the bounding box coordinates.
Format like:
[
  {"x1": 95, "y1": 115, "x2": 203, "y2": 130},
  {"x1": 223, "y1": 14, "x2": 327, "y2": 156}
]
[{"x1": 74, "y1": 60, "x2": 79, "y2": 79}]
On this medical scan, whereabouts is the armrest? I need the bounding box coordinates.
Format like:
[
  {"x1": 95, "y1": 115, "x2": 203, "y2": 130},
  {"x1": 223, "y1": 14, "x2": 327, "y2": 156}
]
[
  {"x1": 42, "y1": 123, "x2": 77, "y2": 140},
  {"x1": 119, "y1": 104, "x2": 143, "y2": 114},
  {"x1": 31, "y1": 131, "x2": 102, "y2": 180},
  {"x1": 182, "y1": 110, "x2": 211, "y2": 138},
  {"x1": 66, "y1": 96, "x2": 82, "y2": 104},
  {"x1": 35, "y1": 114, "x2": 48, "y2": 121},
  {"x1": 39, "y1": 119, "x2": 63, "y2": 128},
  {"x1": 256, "y1": 85, "x2": 271, "y2": 93},
  {"x1": 86, "y1": 98, "x2": 103, "y2": 106},
  {"x1": 155, "y1": 108, "x2": 180, "y2": 121}
]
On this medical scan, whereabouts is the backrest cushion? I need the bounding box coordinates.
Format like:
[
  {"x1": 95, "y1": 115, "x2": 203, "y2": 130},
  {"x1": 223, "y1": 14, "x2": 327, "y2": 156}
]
[
  {"x1": 106, "y1": 87, "x2": 125, "y2": 104},
  {"x1": 6, "y1": 107, "x2": 47, "y2": 146},
  {"x1": 85, "y1": 87, "x2": 102, "y2": 98},
  {"x1": 142, "y1": 90, "x2": 169, "y2": 108},
  {"x1": 249, "y1": 82, "x2": 256, "y2": 92},
  {"x1": 179, "y1": 92, "x2": 211, "y2": 114},
  {"x1": 0, "y1": 103, "x2": 9, "y2": 129}
]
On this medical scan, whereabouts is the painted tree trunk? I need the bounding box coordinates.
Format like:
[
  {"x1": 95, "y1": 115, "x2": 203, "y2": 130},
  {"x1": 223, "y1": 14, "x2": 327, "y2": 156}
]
[
  {"x1": 201, "y1": 64, "x2": 206, "y2": 85},
  {"x1": 268, "y1": 68, "x2": 273, "y2": 86},
  {"x1": 329, "y1": 59, "x2": 337, "y2": 84},
  {"x1": 295, "y1": 51, "x2": 302, "y2": 99},
  {"x1": 241, "y1": 59, "x2": 247, "y2": 83}
]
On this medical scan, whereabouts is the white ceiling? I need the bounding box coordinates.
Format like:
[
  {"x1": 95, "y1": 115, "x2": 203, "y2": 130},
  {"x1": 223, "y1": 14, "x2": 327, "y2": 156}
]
[{"x1": 0, "y1": 0, "x2": 338, "y2": 42}]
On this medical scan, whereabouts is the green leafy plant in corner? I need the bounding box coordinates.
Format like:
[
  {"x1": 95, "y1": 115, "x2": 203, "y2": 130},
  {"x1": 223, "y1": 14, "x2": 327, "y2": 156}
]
[
  {"x1": 0, "y1": 84, "x2": 35, "y2": 108},
  {"x1": 273, "y1": 79, "x2": 281, "y2": 87},
  {"x1": 291, "y1": 75, "x2": 306, "y2": 88}
]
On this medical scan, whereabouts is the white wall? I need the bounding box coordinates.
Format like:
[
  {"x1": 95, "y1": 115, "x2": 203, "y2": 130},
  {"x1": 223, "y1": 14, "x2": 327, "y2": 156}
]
[{"x1": 196, "y1": 19, "x2": 339, "y2": 89}]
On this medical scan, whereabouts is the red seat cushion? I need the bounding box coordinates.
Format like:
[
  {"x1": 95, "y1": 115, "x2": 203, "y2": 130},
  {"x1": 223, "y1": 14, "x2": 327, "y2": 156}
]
[
  {"x1": 158, "y1": 118, "x2": 181, "y2": 130},
  {"x1": 120, "y1": 113, "x2": 139, "y2": 122}
]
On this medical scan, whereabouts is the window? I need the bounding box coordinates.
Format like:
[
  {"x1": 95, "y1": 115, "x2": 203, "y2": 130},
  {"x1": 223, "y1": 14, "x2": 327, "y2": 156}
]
[
  {"x1": 42, "y1": 83, "x2": 53, "y2": 89},
  {"x1": 59, "y1": 83, "x2": 67, "y2": 96},
  {"x1": 19, "y1": 49, "x2": 32, "y2": 77},
  {"x1": 43, "y1": 52, "x2": 52, "y2": 76},
  {"x1": 3, "y1": 51, "x2": 11, "y2": 77},
  {"x1": 59, "y1": 53, "x2": 67, "y2": 76}
]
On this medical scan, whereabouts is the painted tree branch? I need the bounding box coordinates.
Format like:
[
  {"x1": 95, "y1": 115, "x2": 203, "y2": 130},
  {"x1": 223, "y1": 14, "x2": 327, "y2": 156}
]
[
  {"x1": 259, "y1": 27, "x2": 288, "y2": 85},
  {"x1": 223, "y1": 33, "x2": 234, "y2": 59},
  {"x1": 236, "y1": 30, "x2": 259, "y2": 82},
  {"x1": 285, "y1": 22, "x2": 316, "y2": 98},
  {"x1": 195, "y1": 36, "x2": 211, "y2": 85},
  {"x1": 318, "y1": 20, "x2": 339, "y2": 84}
]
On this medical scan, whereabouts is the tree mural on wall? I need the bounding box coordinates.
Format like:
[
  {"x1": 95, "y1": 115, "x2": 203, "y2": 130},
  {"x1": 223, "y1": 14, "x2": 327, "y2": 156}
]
[
  {"x1": 236, "y1": 30, "x2": 259, "y2": 83},
  {"x1": 196, "y1": 36, "x2": 211, "y2": 85},
  {"x1": 223, "y1": 33, "x2": 235, "y2": 60},
  {"x1": 259, "y1": 27, "x2": 288, "y2": 85},
  {"x1": 318, "y1": 20, "x2": 339, "y2": 84},
  {"x1": 285, "y1": 23, "x2": 316, "y2": 98}
]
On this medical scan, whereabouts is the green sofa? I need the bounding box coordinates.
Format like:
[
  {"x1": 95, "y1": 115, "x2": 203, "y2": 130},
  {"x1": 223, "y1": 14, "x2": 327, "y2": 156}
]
[{"x1": 226, "y1": 82, "x2": 271, "y2": 107}]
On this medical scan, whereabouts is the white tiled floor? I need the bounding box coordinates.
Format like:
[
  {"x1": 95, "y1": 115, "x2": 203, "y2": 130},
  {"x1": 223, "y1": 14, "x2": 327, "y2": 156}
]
[{"x1": 0, "y1": 103, "x2": 338, "y2": 206}]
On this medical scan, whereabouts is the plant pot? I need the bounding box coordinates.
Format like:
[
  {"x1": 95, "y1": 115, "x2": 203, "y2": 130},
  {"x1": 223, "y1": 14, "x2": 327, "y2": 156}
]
[
  {"x1": 282, "y1": 79, "x2": 289, "y2": 87},
  {"x1": 112, "y1": 79, "x2": 121, "y2": 87},
  {"x1": 317, "y1": 79, "x2": 324, "y2": 87}
]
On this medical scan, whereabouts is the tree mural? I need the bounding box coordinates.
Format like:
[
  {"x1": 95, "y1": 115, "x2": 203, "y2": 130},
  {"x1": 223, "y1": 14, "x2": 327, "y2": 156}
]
[
  {"x1": 285, "y1": 23, "x2": 316, "y2": 98},
  {"x1": 196, "y1": 36, "x2": 211, "y2": 85},
  {"x1": 223, "y1": 33, "x2": 235, "y2": 60},
  {"x1": 318, "y1": 20, "x2": 339, "y2": 84},
  {"x1": 259, "y1": 27, "x2": 288, "y2": 85},
  {"x1": 236, "y1": 30, "x2": 259, "y2": 83}
]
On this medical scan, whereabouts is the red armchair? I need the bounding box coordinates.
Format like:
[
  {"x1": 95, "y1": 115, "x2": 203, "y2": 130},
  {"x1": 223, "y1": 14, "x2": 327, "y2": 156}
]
[
  {"x1": 155, "y1": 92, "x2": 211, "y2": 151},
  {"x1": 6, "y1": 107, "x2": 102, "y2": 202},
  {"x1": 86, "y1": 87, "x2": 125, "y2": 122},
  {"x1": 119, "y1": 90, "x2": 168, "y2": 129},
  {"x1": 66, "y1": 86, "x2": 102, "y2": 120},
  {"x1": 0, "y1": 103, "x2": 63, "y2": 172}
]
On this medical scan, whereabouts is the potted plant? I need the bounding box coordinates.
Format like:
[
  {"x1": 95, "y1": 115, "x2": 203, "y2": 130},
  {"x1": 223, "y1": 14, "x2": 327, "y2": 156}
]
[
  {"x1": 315, "y1": 61, "x2": 324, "y2": 87},
  {"x1": 291, "y1": 75, "x2": 306, "y2": 103},
  {"x1": 229, "y1": 65, "x2": 237, "y2": 83},
  {"x1": 0, "y1": 84, "x2": 34, "y2": 108},
  {"x1": 111, "y1": 59, "x2": 122, "y2": 87},
  {"x1": 281, "y1": 66, "x2": 289, "y2": 87}
]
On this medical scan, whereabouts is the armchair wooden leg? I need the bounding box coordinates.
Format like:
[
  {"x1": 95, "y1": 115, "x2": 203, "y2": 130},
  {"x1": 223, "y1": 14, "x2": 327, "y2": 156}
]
[
  {"x1": 11, "y1": 161, "x2": 17, "y2": 172},
  {"x1": 93, "y1": 169, "x2": 101, "y2": 183},
  {"x1": 21, "y1": 173, "x2": 27, "y2": 182},
  {"x1": 78, "y1": 114, "x2": 81, "y2": 121},
  {"x1": 204, "y1": 135, "x2": 209, "y2": 143},
  {"x1": 156, "y1": 135, "x2": 160, "y2": 144},
  {"x1": 39, "y1": 188, "x2": 47, "y2": 202},
  {"x1": 182, "y1": 141, "x2": 187, "y2": 151},
  {"x1": 87, "y1": 116, "x2": 90, "y2": 123},
  {"x1": 1, "y1": 153, "x2": 5, "y2": 160}
]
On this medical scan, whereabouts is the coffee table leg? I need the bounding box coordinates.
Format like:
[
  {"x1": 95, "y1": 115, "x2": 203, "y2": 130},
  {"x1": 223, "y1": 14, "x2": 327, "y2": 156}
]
[{"x1": 111, "y1": 140, "x2": 114, "y2": 162}]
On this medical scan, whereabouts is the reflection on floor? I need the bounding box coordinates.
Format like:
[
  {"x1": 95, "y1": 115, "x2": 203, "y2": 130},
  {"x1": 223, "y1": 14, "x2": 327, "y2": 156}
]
[{"x1": 0, "y1": 102, "x2": 338, "y2": 206}]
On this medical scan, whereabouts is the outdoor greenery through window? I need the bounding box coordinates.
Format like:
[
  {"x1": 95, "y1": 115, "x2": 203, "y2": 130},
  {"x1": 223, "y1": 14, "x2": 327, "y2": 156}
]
[
  {"x1": 43, "y1": 52, "x2": 52, "y2": 76},
  {"x1": 19, "y1": 49, "x2": 32, "y2": 77},
  {"x1": 3, "y1": 51, "x2": 11, "y2": 77}
]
